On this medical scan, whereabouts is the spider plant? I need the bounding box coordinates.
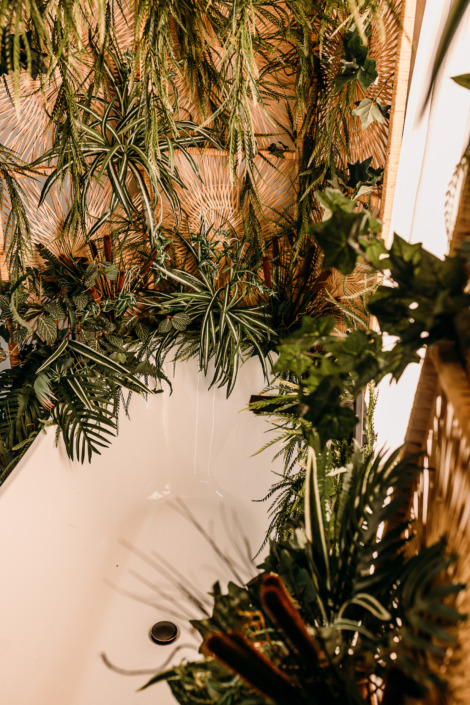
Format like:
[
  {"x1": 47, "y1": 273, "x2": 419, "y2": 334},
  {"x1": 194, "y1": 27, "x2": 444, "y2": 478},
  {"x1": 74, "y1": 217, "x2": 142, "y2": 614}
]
[
  {"x1": 34, "y1": 45, "x2": 220, "y2": 247},
  {"x1": 147, "y1": 226, "x2": 276, "y2": 395}
]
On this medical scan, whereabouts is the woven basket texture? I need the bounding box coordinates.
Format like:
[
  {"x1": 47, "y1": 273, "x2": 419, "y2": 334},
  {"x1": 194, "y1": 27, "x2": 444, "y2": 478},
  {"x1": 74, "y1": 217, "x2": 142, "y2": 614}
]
[
  {"x1": 402, "y1": 167, "x2": 470, "y2": 705},
  {"x1": 0, "y1": 0, "x2": 413, "y2": 283}
]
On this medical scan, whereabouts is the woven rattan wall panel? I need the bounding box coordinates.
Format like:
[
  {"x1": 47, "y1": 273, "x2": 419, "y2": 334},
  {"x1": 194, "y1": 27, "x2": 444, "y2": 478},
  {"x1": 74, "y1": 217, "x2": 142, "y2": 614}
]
[
  {"x1": 403, "y1": 343, "x2": 470, "y2": 705},
  {"x1": 0, "y1": 0, "x2": 416, "y2": 280}
]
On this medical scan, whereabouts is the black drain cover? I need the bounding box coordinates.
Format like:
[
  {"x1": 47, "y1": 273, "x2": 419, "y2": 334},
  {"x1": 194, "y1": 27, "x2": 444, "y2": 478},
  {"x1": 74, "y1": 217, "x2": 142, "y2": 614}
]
[{"x1": 150, "y1": 620, "x2": 179, "y2": 645}]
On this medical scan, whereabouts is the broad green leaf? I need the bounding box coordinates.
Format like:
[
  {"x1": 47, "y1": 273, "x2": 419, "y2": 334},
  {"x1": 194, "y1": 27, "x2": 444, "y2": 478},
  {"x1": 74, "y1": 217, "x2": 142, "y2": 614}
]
[
  {"x1": 12, "y1": 328, "x2": 28, "y2": 345},
  {"x1": 343, "y1": 28, "x2": 368, "y2": 65},
  {"x1": 172, "y1": 312, "x2": 191, "y2": 331},
  {"x1": 315, "y1": 188, "x2": 355, "y2": 220},
  {"x1": 84, "y1": 263, "x2": 99, "y2": 287},
  {"x1": 73, "y1": 293, "x2": 90, "y2": 311},
  {"x1": 158, "y1": 318, "x2": 173, "y2": 334},
  {"x1": 134, "y1": 322, "x2": 150, "y2": 342},
  {"x1": 37, "y1": 316, "x2": 58, "y2": 344},
  {"x1": 0, "y1": 294, "x2": 11, "y2": 313},
  {"x1": 44, "y1": 300, "x2": 66, "y2": 320},
  {"x1": 102, "y1": 264, "x2": 119, "y2": 281},
  {"x1": 358, "y1": 58, "x2": 378, "y2": 91},
  {"x1": 352, "y1": 99, "x2": 387, "y2": 129}
]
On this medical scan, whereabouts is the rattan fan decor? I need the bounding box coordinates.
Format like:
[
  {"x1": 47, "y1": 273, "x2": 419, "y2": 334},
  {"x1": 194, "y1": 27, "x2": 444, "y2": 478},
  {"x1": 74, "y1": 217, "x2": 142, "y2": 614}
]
[
  {"x1": 401, "y1": 168, "x2": 470, "y2": 705},
  {"x1": 0, "y1": 0, "x2": 416, "y2": 281}
]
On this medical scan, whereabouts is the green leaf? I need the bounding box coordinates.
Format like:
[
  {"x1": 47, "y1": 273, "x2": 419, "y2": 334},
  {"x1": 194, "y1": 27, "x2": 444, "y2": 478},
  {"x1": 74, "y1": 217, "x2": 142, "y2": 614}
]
[
  {"x1": 452, "y1": 73, "x2": 470, "y2": 89},
  {"x1": 134, "y1": 322, "x2": 150, "y2": 342},
  {"x1": 0, "y1": 294, "x2": 11, "y2": 314},
  {"x1": 44, "y1": 300, "x2": 66, "y2": 320},
  {"x1": 305, "y1": 444, "x2": 331, "y2": 590},
  {"x1": 315, "y1": 188, "x2": 355, "y2": 220},
  {"x1": 84, "y1": 263, "x2": 99, "y2": 287},
  {"x1": 36, "y1": 338, "x2": 69, "y2": 373},
  {"x1": 172, "y1": 312, "x2": 191, "y2": 331},
  {"x1": 106, "y1": 334, "x2": 125, "y2": 350},
  {"x1": 102, "y1": 264, "x2": 119, "y2": 281},
  {"x1": 68, "y1": 340, "x2": 153, "y2": 394},
  {"x1": 358, "y1": 58, "x2": 378, "y2": 91},
  {"x1": 12, "y1": 328, "x2": 27, "y2": 345},
  {"x1": 343, "y1": 28, "x2": 368, "y2": 66},
  {"x1": 34, "y1": 372, "x2": 56, "y2": 407},
  {"x1": 37, "y1": 316, "x2": 57, "y2": 344},
  {"x1": 73, "y1": 293, "x2": 90, "y2": 311},
  {"x1": 158, "y1": 318, "x2": 173, "y2": 334},
  {"x1": 347, "y1": 158, "x2": 383, "y2": 189},
  {"x1": 352, "y1": 99, "x2": 387, "y2": 129},
  {"x1": 311, "y1": 211, "x2": 364, "y2": 275}
]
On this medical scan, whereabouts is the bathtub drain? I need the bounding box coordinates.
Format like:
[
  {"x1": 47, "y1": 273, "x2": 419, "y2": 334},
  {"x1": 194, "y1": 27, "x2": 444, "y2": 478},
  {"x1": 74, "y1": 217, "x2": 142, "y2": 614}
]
[{"x1": 150, "y1": 620, "x2": 179, "y2": 645}]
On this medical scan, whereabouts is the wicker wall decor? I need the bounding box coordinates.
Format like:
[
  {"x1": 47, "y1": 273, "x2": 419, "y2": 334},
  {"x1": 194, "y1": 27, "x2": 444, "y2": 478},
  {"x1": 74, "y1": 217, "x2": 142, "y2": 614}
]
[
  {"x1": 402, "y1": 167, "x2": 470, "y2": 705},
  {"x1": 0, "y1": 0, "x2": 415, "y2": 281}
]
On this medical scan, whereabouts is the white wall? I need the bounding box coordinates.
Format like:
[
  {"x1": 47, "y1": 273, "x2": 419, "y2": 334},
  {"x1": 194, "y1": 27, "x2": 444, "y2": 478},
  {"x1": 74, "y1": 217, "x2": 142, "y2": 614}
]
[{"x1": 374, "y1": 0, "x2": 470, "y2": 451}]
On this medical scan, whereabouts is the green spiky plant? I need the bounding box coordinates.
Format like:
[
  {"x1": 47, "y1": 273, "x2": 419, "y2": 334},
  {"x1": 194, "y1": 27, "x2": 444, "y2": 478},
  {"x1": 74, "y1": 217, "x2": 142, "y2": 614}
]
[
  {"x1": 0, "y1": 0, "x2": 395, "y2": 481},
  {"x1": 141, "y1": 443, "x2": 465, "y2": 705}
]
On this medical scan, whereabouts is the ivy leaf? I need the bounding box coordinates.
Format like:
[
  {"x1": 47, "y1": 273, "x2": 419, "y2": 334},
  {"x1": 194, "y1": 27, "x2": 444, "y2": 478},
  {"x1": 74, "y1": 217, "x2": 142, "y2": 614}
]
[
  {"x1": 37, "y1": 316, "x2": 58, "y2": 344},
  {"x1": 452, "y1": 73, "x2": 470, "y2": 90},
  {"x1": 347, "y1": 158, "x2": 384, "y2": 189},
  {"x1": 348, "y1": 157, "x2": 373, "y2": 188},
  {"x1": 343, "y1": 28, "x2": 368, "y2": 65},
  {"x1": 44, "y1": 300, "x2": 66, "y2": 320},
  {"x1": 358, "y1": 58, "x2": 378, "y2": 91},
  {"x1": 334, "y1": 63, "x2": 360, "y2": 92},
  {"x1": 315, "y1": 188, "x2": 355, "y2": 220},
  {"x1": 311, "y1": 211, "x2": 366, "y2": 275},
  {"x1": 352, "y1": 99, "x2": 387, "y2": 129}
]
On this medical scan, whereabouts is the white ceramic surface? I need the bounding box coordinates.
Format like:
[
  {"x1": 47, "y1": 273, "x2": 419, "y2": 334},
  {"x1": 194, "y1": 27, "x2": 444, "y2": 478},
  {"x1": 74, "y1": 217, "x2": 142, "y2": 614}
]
[{"x1": 0, "y1": 357, "x2": 281, "y2": 705}]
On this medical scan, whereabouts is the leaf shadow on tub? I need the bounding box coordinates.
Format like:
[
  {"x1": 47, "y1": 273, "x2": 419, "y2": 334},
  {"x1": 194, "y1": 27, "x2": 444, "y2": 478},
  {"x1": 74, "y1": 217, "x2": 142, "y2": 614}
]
[{"x1": 101, "y1": 495, "x2": 266, "y2": 679}]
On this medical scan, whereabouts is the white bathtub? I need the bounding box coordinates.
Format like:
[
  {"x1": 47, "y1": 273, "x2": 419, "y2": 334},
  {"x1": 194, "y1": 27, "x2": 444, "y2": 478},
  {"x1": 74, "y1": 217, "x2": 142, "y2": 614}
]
[{"x1": 0, "y1": 357, "x2": 280, "y2": 705}]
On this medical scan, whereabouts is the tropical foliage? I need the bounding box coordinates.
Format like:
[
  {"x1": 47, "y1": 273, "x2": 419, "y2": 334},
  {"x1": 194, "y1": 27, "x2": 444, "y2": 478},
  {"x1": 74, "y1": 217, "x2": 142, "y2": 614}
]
[
  {"x1": 142, "y1": 445, "x2": 465, "y2": 705},
  {"x1": 0, "y1": 0, "x2": 393, "y2": 478}
]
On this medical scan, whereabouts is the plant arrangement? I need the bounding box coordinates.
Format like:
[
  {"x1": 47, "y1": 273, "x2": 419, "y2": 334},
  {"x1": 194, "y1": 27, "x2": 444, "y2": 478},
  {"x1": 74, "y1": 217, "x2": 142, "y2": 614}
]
[
  {"x1": 138, "y1": 187, "x2": 470, "y2": 705},
  {"x1": 141, "y1": 444, "x2": 465, "y2": 705},
  {"x1": 0, "y1": 0, "x2": 395, "y2": 480},
  {"x1": 0, "y1": 2, "x2": 468, "y2": 702}
]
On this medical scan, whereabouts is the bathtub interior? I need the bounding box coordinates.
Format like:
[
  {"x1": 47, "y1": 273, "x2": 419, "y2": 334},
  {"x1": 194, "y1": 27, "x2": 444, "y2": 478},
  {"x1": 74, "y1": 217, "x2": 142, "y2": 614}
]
[{"x1": 0, "y1": 356, "x2": 282, "y2": 705}]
